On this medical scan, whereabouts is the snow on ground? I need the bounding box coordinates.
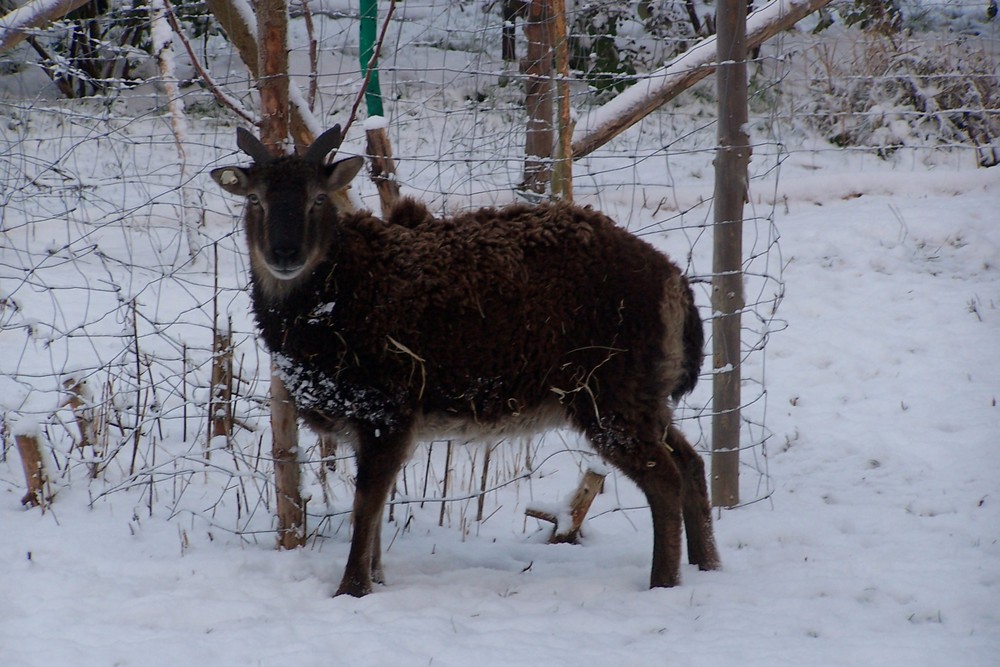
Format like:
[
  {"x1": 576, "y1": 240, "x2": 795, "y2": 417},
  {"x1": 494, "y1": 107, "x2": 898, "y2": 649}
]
[
  {"x1": 2, "y1": 1, "x2": 999, "y2": 661},
  {"x1": 2, "y1": 147, "x2": 998, "y2": 666}
]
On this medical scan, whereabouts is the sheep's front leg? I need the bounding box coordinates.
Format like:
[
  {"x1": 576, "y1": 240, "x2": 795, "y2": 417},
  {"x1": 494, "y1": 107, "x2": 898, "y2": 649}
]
[{"x1": 336, "y1": 426, "x2": 412, "y2": 597}]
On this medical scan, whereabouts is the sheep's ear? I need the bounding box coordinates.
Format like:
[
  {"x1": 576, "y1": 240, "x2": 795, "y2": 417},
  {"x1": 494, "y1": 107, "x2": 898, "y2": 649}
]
[
  {"x1": 323, "y1": 156, "x2": 365, "y2": 191},
  {"x1": 211, "y1": 166, "x2": 252, "y2": 196}
]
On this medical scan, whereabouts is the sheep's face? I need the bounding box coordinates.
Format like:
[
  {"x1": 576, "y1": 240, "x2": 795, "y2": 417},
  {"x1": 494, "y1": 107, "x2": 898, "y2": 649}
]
[{"x1": 211, "y1": 127, "x2": 364, "y2": 298}]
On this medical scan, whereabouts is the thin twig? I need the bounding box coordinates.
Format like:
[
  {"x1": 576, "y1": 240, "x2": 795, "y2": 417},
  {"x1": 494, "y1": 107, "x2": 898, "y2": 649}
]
[
  {"x1": 300, "y1": 0, "x2": 319, "y2": 111},
  {"x1": 162, "y1": 0, "x2": 255, "y2": 125}
]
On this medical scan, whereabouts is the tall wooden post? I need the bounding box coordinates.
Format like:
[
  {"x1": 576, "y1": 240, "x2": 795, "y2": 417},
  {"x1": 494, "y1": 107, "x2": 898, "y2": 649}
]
[
  {"x1": 271, "y1": 364, "x2": 305, "y2": 548},
  {"x1": 520, "y1": 0, "x2": 553, "y2": 194},
  {"x1": 711, "y1": 0, "x2": 749, "y2": 508},
  {"x1": 257, "y1": 0, "x2": 290, "y2": 155},
  {"x1": 257, "y1": 0, "x2": 306, "y2": 547},
  {"x1": 550, "y1": 0, "x2": 572, "y2": 201},
  {"x1": 359, "y1": 0, "x2": 400, "y2": 216}
]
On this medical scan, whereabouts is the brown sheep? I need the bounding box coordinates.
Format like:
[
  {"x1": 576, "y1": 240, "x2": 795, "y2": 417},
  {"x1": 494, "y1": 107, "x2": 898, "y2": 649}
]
[{"x1": 211, "y1": 126, "x2": 720, "y2": 597}]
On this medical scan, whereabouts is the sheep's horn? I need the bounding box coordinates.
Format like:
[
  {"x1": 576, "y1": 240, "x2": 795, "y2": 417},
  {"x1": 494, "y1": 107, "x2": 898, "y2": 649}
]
[
  {"x1": 305, "y1": 125, "x2": 344, "y2": 165},
  {"x1": 236, "y1": 127, "x2": 273, "y2": 165}
]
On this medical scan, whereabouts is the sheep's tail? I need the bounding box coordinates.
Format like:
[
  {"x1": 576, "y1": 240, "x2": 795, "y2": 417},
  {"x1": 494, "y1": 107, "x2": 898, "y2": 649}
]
[{"x1": 672, "y1": 277, "x2": 705, "y2": 402}]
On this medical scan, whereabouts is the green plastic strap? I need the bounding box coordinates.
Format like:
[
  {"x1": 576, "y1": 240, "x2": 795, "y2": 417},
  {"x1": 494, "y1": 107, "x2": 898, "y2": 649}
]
[{"x1": 359, "y1": 0, "x2": 384, "y2": 118}]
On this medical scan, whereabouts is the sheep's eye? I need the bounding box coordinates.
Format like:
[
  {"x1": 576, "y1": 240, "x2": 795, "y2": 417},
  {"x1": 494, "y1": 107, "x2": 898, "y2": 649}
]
[
  {"x1": 313, "y1": 193, "x2": 328, "y2": 207},
  {"x1": 247, "y1": 194, "x2": 261, "y2": 206}
]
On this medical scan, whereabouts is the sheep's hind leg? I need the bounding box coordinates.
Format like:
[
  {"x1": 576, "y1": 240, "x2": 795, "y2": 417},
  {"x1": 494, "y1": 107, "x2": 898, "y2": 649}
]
[
  {"x1": 335, "y1": 426, "x2": 412, "y2": 597},
  {"x1": 666, "y1": 424, "x2": 721, "y2": 571},
  {"x1": 585, "y1": 416, "x2": 684, "y2": 589},
  {"x1": 370, "y1": 507, "x2": 386, "y2": 585}
]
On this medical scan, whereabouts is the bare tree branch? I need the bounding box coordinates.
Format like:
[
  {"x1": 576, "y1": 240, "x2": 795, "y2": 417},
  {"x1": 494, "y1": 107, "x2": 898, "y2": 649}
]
[{"x1": 163, "y1": 0, "x2": 255, "y2": 125}]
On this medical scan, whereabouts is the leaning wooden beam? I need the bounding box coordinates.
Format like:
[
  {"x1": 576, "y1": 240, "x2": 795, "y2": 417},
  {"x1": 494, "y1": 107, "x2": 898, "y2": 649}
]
[
  {"x1": 0, "y1": 0, "x2": 93, "y2": 55},
  {"x1": 526, "y1": 467, "x2": 607, "y2": 544},
  {"x1": 571, "y1": 0, "x2": 834, "y2": 159}
]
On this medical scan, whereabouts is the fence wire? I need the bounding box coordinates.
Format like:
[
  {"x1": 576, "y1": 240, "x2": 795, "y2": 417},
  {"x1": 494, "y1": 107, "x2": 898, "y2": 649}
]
[{"x1": 1, "y1": 0, "x2": 996, "y2": 537}]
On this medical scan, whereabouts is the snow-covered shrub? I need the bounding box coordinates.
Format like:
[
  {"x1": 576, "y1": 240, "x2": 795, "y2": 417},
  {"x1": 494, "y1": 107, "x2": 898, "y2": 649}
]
[
  {"x1": 567, "y1": 1, "x2": 701, "y2": 98},
  {"x1": 800, "y1": 33, "x2": 999, "y2": 166}
]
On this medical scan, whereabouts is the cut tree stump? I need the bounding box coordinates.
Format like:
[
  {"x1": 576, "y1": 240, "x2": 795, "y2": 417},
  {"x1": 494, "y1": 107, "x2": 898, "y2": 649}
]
[{"x1": 526, "y1": 467, "x2": 607, "y2": 544}]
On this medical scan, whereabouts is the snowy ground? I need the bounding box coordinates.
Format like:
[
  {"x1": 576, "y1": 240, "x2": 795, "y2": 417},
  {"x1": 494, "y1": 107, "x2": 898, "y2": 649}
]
[
  {"x1": 3, "y1": 147, "x2": 998, "y2": 665},
  {"x1": 2, "y1": 2, "x2": 999, "y2": 663}
]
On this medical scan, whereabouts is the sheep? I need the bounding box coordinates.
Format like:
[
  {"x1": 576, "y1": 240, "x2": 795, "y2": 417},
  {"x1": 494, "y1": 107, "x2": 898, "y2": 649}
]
[{"x1": 211, "y1": 126, "x2": 720, "y2": 597}]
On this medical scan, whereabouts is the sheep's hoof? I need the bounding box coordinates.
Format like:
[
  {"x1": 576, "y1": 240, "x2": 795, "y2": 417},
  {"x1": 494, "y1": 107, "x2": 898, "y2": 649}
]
[
  {"x1": 697, "y1": 557, "x2": 722, "y2": 572},
  {"x1": 649, "y1": 572, "x2": 680, "y2": 589},
  {"x1": 334, "y1": 576, "x2": 372, "y2": 598}
]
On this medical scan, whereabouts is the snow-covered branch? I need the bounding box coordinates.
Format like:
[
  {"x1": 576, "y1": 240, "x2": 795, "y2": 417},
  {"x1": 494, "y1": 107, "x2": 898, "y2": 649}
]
[
  {"x1": 0, "y1": 0, "x2": 93, "y2": 54},
  {"x1": 572, "y1": 0, "x2": 835, "y2": 158}
]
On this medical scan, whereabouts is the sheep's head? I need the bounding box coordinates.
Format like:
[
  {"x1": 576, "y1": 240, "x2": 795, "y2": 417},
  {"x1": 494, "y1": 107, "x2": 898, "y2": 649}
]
[{"x1": 211, "y1": 126, "x2": 365, "y2": 298}]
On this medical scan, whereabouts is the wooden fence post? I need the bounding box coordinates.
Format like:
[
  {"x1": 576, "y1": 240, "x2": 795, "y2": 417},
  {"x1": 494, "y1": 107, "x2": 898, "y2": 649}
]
[
  {"x1": 711, "y1": 0, "x2": 750, "y2": 508},
  {"x1": 271, "y1": 364, "x2": 305, "y2": 548},
  {"x1": 520, "y1": 0, "x2": 553, "y2": 194},
  {"x1": 550, "y1": 0, "x2": 573, "y2": 201},
  {"x1": 359, "y1": 0, "x2": 400, "y2": 216},
  {"x1": 256, "y1": 0, "x2": 306, "y2": 547}
]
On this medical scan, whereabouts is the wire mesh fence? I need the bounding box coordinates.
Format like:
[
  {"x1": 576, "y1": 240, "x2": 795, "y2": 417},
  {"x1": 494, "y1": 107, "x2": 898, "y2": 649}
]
[{"x1": 1, "y1": 0, "x2": 996, "y2": 539}]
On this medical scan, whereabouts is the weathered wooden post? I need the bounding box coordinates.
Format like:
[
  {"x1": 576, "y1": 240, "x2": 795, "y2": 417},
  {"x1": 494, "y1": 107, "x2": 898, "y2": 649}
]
[
  {"x1": 360, "y1": 0, "x2": 400, "y2": 216},
  {"x1": 711, "y1": 0, "x2": 750, "y2": 508},
  {"x1": 257, "y1": 0, "x2": 307, "y2": 548},
  {"x1": 12, "y1": 418, "x2": 51, "y2": 508},
  {"x1": 520, "y1": 0, "x2": 553, "y2": 194},
  {"x1": 550, "y1": 0, "x2": 572, "y2": 201}
]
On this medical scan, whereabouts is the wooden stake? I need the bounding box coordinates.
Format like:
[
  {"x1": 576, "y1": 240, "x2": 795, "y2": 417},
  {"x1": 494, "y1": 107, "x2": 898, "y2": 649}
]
[
  {"x1": 15, "y1": 431, "x2": 50, "y2": 508},
  {"x1": 271, "y1": 364, "x2": 305, "y2": 549},
  {"x1": 477, "y1": 443, "x2": 493, "y2": 522},
  {"x1": 439, "y1": 441, "x2": 453, "y2": 527},
  {"x1": 63, "y1": 377, "x2": 99, "y2": 477},
  {"x1": 209, "y1": 316, "x2": 234, "y2": 451},
  {"x1": 364, "y1": 125, "x2": 400, "y2": 217},
  {"x1": 319, "y1": 432, "x2": 338, "y2": 471},
  {"x1": 526, "y1": 467, "x2": 607, "y2": 544}
]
